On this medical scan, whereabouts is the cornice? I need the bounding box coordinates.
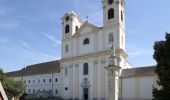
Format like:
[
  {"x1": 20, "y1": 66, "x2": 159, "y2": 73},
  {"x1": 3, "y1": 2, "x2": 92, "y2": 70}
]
[{"x1": 61, "y1": 49, "x2": 128, "y2": 63}]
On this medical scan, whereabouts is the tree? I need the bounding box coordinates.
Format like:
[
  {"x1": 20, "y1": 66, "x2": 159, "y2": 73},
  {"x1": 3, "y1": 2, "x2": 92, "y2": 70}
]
[
  {"x1": 0, "y1": 69, "x2": 4, "y2": 75},
  {"x1": 152, "y1": 33, "x2": 170, "y2": 100},
  {"x1": 0, "y1": 69, "x2": 25, "y2": 99},
  {"x1": 4, "y1": 78, "x2": 25, "y2": 99}
]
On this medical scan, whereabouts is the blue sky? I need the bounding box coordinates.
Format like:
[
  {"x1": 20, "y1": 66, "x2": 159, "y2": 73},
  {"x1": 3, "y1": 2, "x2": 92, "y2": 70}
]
[{"x1": 0, "y1": 0, "x2": 169, "y2": 72}]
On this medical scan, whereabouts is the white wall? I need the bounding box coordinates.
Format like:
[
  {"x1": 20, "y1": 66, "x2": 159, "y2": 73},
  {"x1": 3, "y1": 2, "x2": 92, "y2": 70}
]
[
  {"x1": 79, "y1": 31, "x2": 94, "y2": 55},
  {"x1": 13, "y1": 73, "x2": 61, "y2": 97},
  {"x1": 121, "y1": 76, "x2": 157, "y2": 100},
  {"x1": 122, "y1": 78, "x2": 136, "y2": 99},
  {"x1": 139, "y1": 77, "x2": 154, "y2": 99}
]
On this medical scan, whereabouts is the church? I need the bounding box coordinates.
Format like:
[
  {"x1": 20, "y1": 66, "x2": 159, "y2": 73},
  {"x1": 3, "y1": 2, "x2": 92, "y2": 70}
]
[{"x1": 7, "y1": 0, "x2": 157, "y2": 100}]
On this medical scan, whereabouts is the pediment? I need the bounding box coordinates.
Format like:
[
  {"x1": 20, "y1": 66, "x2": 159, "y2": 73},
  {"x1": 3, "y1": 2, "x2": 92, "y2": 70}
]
[
  {"x1": 81, "y1": 26, "x2": 92, "y2": 34},
  {"x1": 73, "y1": 21, "x2": 100, "y2": 37}
]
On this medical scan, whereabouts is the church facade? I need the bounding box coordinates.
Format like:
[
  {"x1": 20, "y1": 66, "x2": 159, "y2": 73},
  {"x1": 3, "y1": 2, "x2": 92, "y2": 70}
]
[
  {"x1": 60, "y1": 0, "x2": 129, "y2": 99},
  {"x1": 7, "y1": 0, "x2": 157, "y2": 100}
]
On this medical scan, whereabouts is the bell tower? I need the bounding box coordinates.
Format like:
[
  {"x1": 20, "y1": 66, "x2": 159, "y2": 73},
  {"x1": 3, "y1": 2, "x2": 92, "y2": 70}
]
[
  {"x1": 61, "y1": 11, "x2": 82, "y2": 40},
  {"x1": 102, "y1": 0, "x2": 126, "y2": 51},
  {"x1": 102, "y1": 0, "x2": 125, "y2": 28},
  {"x1": 103, "y1": 1, "x2": 127, "y2": 100},
  {"x1": 61, "y1": 11, "x2": 82, "y2": 58}
]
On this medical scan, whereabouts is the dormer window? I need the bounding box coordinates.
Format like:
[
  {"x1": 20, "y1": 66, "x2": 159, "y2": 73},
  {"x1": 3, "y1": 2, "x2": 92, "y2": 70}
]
[
  {"x1": 83, "y1": 38, "x2": 90, "y2": 45},
  {"x1": 66, "y1": 16, "x2": 69, "y2": 21},
  {"x1": 65, "y1": 24, "x2": 69, "y2": 33}
]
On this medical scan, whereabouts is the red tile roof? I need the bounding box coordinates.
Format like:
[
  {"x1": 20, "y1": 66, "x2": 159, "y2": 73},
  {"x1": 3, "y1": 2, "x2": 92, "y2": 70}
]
[
  {"x1": 6, "y1": 60, "x2": 60, "y2": 77},
  {"x1": 121, "y1": 66, "x2": 156, "y2": 78}
]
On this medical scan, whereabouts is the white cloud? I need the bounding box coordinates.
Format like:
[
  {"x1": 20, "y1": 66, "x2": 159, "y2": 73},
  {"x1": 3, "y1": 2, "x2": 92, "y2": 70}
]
[
  {"x1": 128, "y1": 50, "x2": 144, "y2": 57},
  {"x1": 42, "y1": 32, "x2": 61, "y2": 46},
  {"x1": 0, "y1": 38, "x2": 8, "y2": 43},
  {"x1": 20, "y1": 41, "x2": 33, "y2": 50},
  {"x1": 19, "y1": 41, "x2": 60, "y2": 62},
  {"x1": 0, "y1": 7, "x2": 19, "y2": 29},
  {"x1": 0, "y1": 7, "x2": 13, "y2": 15},
  {"x1": 18, "y1": 49, "x2": 59, "y2": 63},
  {"x1": 127, "y1": 44, "x2": 145, "y2": 57},
  {"x1": 21, "y1": 50, "x2": 59, "y2": 61},
  {"x1": 0, "y1": 23, "x2": 19, "y2": 29},
  {"x1": 55, "y1": 40, "x2": 61, "y2": 45}
]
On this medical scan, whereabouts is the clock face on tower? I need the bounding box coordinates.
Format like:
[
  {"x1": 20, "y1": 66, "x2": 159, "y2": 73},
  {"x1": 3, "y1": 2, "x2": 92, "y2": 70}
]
[{"x1": 108, "y1": 0, "x2": 113, "y2": 4}]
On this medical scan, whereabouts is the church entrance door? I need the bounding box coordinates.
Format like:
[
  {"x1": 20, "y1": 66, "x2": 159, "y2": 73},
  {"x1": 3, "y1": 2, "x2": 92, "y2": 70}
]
[{"x1": 83, "y1": 88, "x2": 88, "y2": 100}]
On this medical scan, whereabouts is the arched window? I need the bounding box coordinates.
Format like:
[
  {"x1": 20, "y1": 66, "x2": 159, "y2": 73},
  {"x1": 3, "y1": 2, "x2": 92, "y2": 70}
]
[
  {"x1": 83, "y1": 38, "x2": 90, "y2": 45},
  {"x1": 83, "y1": 63, "x2": 88, "y2": 75},
  {"x1": 121, "y1": 10, "x2": 123, "y2": 21},
  {"x1": 108, "y1": 33, "x2": 114, "y2": 43},
  {"x1": 65, "y1": 24, "x2": 69, "y2": 33},
  {"x1": 108, "y1": 0, "x2": 113, "y2": 4},
  {"x1": 65, "y1": 44, "x2": 69, "y2": 53},
  {"x1": 108, "y1": 8, "x2": 114, "y2": 19},
  {"x1": 75, "y1": 26, "x2": 79, "y2": 32},
  {"x1": 66, "y1": 16, "x2": 69, "y2": 21}
]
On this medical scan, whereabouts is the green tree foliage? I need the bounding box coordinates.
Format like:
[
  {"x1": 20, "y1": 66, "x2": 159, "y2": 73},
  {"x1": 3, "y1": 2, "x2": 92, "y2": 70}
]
[
  {"x1": 152, "y1": 33, "x2": 170, "y2": 100},
  {"x1": 0, "y1": 69, "x2": 4, "y2": 75},
  {"x1": 0, "y1": 69, "x2": 25, "y2": 99}
]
